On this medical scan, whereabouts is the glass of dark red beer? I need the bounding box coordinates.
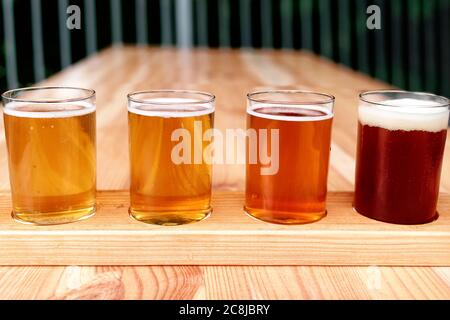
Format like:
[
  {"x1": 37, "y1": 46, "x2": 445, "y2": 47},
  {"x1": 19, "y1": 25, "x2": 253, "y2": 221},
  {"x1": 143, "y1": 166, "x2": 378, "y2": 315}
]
[{"x1": 354, "y1": 90, "x2": 449, "y2": 224}]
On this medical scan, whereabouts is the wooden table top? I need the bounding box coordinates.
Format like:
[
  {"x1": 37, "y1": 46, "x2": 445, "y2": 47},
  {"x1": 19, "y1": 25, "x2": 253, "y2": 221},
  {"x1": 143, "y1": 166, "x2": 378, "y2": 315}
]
[{"x1": 0, "y1": 46, "x2": 449, "y2": 299}]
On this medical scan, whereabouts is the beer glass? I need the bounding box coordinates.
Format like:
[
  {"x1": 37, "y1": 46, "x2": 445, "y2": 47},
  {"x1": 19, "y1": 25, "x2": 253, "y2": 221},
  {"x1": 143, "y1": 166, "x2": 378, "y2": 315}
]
[
  {"x1": 128, "y1": 90, "x2": 215, "y2": 225},
  {"x1": 2, "y1": 87, "x2": 96, "y2": 225},
  {"x1": 245, "y1": 90, "x2": 334, "y2": 224},
  {"x1": 354, "y1": 90, "x2": 449, "y2": 224}
]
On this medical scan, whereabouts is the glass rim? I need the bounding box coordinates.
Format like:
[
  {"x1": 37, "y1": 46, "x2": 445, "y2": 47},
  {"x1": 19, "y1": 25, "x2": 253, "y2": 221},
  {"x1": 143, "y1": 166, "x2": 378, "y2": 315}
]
[
  {"x1": 247, "y1": 90, "x2": 335, "y2": 105},
  {"x1": 359, "y1": 90, "x2": 450, "y2": 109},
  {"x1": 1, "y1": 86, "x2": 96, "y2": 104},
  {"x1": 127, "y1": 89, "x2": 216, "y2": 106}
]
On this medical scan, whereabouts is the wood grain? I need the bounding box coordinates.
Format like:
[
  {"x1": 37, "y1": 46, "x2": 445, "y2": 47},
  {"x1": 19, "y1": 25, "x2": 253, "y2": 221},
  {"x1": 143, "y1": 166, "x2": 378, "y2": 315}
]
[
  {"x1": 0, "y1": 265, "x2": 448, "y2": 299},
  {"x1": 0, "y1": 47, "x2": 449, "y2": 299},
  {"x1": 0, "y1": 191, "x2": 449, "y2": 266}
]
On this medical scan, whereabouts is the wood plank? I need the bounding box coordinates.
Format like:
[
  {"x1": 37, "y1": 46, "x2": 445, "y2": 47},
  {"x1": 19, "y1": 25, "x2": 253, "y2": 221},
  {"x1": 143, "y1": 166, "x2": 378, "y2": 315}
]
[
  {"x1": 0, "y1": 191, "x2": 448, "y2": 266},
  {"x1": 0, "y1": 265, "x2": 449, "y2": 299}
]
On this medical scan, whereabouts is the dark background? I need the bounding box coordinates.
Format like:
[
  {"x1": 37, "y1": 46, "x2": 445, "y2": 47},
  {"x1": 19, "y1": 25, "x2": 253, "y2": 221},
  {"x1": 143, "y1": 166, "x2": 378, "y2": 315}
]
[{"x1": 0, "y1": 0, "x2": 449, "y2": 97}]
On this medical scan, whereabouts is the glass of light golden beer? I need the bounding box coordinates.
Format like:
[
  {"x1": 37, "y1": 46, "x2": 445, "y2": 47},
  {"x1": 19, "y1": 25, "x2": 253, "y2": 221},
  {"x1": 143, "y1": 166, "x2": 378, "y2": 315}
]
[
  {"x1": 354, "y1": 90, "x2": 449, "y2": 224},
  {"x1": 128, "y1": 90, "x2": 215, "y2": 225},
  {"x1": 245, "y1": 90, "x2": 334, "y2": 224},
  {"x1": 2, "y1": 87, "x2": 96, "y2": 225}
]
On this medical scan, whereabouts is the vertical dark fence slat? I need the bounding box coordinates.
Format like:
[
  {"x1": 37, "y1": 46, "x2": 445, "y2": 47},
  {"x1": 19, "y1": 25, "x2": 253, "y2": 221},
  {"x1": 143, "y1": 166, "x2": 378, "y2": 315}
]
[
  {"x1": 136, "y1": 0, "x2": 148, "y2": 45},
  {"x1": 373, "y1": 0, "x2": 388, "y2": 82},
  {"x1": 84, "y1": 0, "x2": 97, "y2": 55},
  {"x1": 260, "y1": 0, "x2": 273, "y2": 48},
  {"x1": 423, "y1": 0, "x2": 437, "y2": 93},
  {"x1": 337, "y1": 0, "x2": 351, "y2": 66},
  {"x1": 219, "y1": 0, "x2": 231, "y2": 47},
  {"x1": 110, "y1": 0, "x2": 123, "y2": 44},
  {"x1": 2, "y1": 0, "x2": 18, "y2": 88},
  {"x1": 355, "y1": 0, "x2": 370, "y2": 74},
  {"x1": 280, "y1": 0, "x2": 293, "y2": 49},
  {"x1": 196, "y1": 0, "x2": 208, "y2": 46},
  {"x1": 391, "y1": 0, "x2": 405, "y2": 89},
  {"x1": 240, "y1": 0, "x2": 252, "y2": 47},
  {"x1": 58, "y1": 0, "x2": 71, "y2": 69},
  {"x1": 160, "y1": 0, "x2": 173, "y2": 46},
  {"x1": 31, "y1": 0, "x2": 45, "y2": 82},
  {"x1": 407, "y1": 0, "x2": 422, "y2": 91},
  {"x1": 318, "y1": 0, "x2": 333, "y2": 59},
  {"x1": 440, "y1": 0, "x2": 450, "y2": 97},
  {"x1": 175, "y1": 0, "x2": 193, "y2": 48},
  {"x1": 299, "y1": 0, "x2": 313, "y2": 50}
]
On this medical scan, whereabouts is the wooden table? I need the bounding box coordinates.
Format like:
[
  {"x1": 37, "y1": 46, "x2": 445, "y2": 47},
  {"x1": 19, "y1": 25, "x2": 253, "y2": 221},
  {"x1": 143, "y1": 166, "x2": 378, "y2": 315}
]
[{"x1": 0, "y1": 47, "x2": 449, "y2": 299}]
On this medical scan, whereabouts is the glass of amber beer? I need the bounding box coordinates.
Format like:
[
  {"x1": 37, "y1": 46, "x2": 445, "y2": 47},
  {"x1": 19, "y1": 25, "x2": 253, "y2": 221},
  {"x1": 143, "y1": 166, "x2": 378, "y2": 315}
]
[
  {"x1": 128, "y1": 90, "x2": 215, "y2": 225},
  {"x1": 245, "y1": 90, "x2": 334, "y2": 224},
  {"x1": 354, "y1": 90, "x2": 449, "y2": 224},
  {"x1": 2, "y1": 87, "x2": 96, "y2": 225}
]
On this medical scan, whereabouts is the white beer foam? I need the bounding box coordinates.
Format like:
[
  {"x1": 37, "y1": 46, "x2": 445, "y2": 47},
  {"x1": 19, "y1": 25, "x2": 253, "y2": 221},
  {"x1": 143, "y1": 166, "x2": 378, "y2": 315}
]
[
  {"x1": 128, "y1": 98, "x2": 214, "y2": 118},
  {"x1": 247, "y1": 104, "x2": 333, "y2": 122},
  {"x1": 3, "y1": 101, "x2": 95, "y2": 118},
  {"x1": 359, "y1": 98, "x2": 449, "y2": 132}
]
